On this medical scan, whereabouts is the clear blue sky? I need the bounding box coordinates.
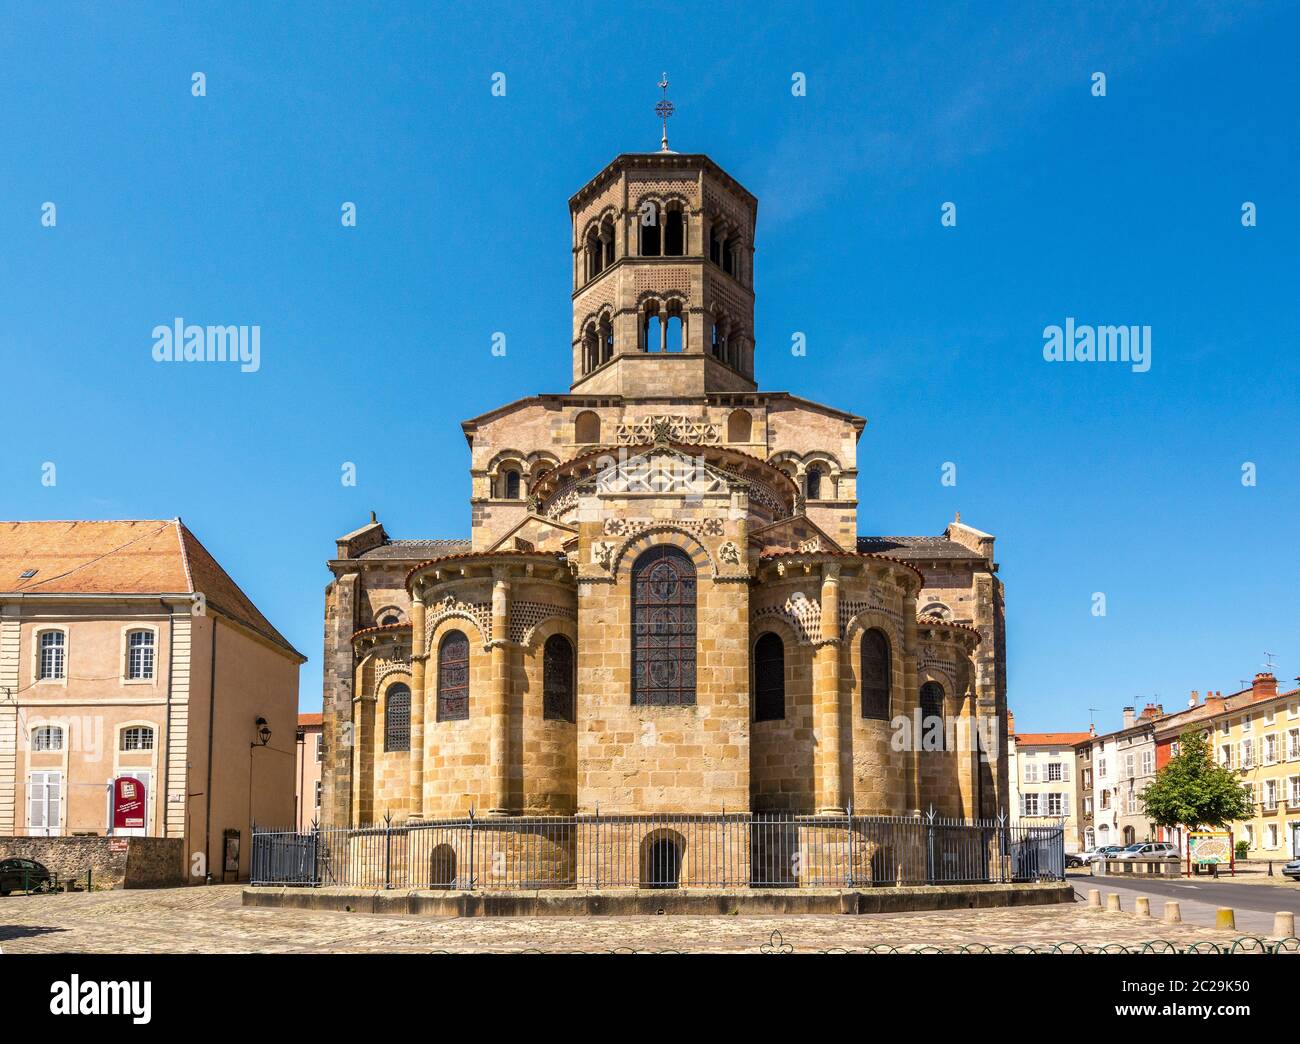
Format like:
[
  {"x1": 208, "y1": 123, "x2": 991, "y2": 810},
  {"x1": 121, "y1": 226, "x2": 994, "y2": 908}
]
[{"x1": 2, "y1": 2, "x2": 1296, "y2": 732}]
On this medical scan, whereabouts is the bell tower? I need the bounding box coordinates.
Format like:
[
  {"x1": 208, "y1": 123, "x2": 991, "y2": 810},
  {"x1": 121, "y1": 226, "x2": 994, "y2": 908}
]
[{"x1": 568, "y1": 88, "x2": 758, "y2": 397}]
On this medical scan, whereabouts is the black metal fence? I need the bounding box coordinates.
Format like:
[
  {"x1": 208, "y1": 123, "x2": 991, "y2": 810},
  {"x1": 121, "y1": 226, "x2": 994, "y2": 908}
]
[{"x1": 251, "y1": 812, "x2": 1064, "y2": 890}]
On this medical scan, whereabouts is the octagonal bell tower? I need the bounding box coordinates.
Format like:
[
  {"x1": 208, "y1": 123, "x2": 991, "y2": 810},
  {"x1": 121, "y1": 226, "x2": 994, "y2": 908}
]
[{"x1": 569, "y1": 148, "x2": 759, "y2": 397}]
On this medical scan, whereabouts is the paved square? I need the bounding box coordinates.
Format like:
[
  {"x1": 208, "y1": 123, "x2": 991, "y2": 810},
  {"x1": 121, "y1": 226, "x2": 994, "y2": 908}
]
[{"x1": 0, "y1": 886, "x2": 1268, "y2": 953}]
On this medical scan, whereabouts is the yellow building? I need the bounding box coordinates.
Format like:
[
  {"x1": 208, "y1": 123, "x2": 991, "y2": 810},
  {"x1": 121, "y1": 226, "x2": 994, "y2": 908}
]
[{"x1": 1154, "y1": 674, "x2": 1300, "y2": 860}]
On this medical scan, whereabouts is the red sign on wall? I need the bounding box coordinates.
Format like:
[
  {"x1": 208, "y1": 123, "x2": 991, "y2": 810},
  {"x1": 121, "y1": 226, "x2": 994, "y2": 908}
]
[{"x1": 112, "y1": 776, "x2": 146, "y2": 830}]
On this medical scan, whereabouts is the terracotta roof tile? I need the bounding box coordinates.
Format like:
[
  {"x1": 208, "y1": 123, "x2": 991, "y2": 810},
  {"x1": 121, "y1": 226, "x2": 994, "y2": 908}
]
[
  {"x1": 298, "y1": 713, "x2": 323, "y2": 727},
  {"x1": 0, "y1": 519, "x2": 303, "y2": 661},
  {"x1": 1014, "y1": 732, "x2": 1093, "y2": 746}
]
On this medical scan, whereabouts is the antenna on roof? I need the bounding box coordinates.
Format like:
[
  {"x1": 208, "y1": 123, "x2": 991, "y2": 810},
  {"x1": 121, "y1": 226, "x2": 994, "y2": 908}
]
[
  {"x1": 1263, "y1": 651, "x2": 1277, "y2": 670},
  {"x1": 1088, "y1": 707, "x2": 1101, "y2": 728}
]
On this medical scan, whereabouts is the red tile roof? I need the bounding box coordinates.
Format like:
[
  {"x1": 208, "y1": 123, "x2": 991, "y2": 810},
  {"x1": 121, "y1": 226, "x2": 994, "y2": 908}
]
[
  {"x1": 298, "y1": 713, "x2": 323, "y2": 727},
  {"x1": 1014, "y1": 732, "x2": 1092, "y2": 747},
  {"x1": 0, "y1": 519, "x2": 303, "y2": 660}
]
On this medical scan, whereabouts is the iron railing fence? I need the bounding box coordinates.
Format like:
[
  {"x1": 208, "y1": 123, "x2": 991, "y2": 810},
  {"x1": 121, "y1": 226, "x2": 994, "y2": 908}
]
[{"x1": 250, "y1": 811, "x2": 1064, "y2": 890}]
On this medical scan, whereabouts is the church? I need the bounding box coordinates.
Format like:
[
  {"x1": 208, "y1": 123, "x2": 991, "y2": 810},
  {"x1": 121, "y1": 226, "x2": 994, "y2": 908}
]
[{"x1": 318, "y1": 132, "x2": 1010, "y2": 866}]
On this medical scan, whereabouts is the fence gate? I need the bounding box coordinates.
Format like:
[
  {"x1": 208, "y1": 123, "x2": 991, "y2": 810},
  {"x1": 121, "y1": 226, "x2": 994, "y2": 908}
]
[
  {"x1": 1008, "y1": 827, "x2": 1064, "y2": 882},
  {"x1": 251, "y1": 828, "x2": 318, "y2": 886}
]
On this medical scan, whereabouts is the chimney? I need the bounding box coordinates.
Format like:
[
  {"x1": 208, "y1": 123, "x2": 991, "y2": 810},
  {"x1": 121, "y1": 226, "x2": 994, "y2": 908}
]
[
  {"x1": 1139, "y1": 702, "x2": 1162, "y2": 721},
  {"x1": 1205, "y1": 692, "x2": 1225, "y2": 714},
  {"x1": 1252, "y1": 672, "x2": 1278, "y2": 701},
  {"x1": 1188, "y1": 690, "x2": 1199, "y2": 708},
  {"x1": 1006, "y1": 709, "x2": 1015, "y2": 736},
  {"x1": 1089, "y1": 722, "x2": 1096, "y2": 737},
  {"x1": 1122, "y1": 706, "x2": 1136, "y2": 729}
]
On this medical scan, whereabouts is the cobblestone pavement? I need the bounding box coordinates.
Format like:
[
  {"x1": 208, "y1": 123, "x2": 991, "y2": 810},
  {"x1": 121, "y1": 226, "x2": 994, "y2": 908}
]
[{"x1": 0, "y1": 886, "x2": 1273, "y2": 953}]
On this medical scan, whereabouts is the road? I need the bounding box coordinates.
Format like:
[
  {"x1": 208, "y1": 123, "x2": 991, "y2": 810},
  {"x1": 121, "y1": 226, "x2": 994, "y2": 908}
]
[{"x1": 1076, "y1": 872, "x2": 1299, "y2": 937}]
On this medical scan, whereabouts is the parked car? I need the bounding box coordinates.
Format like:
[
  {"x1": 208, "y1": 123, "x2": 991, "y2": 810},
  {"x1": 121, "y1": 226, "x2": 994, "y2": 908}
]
[
  {"x1": 1066, "y1": 852, "x2": 1087, "y2": 868},
  {"x1": 1283, "y1": 859, "x2": 1300, "y2": 882},
  {"x1": 1114, "y1": 842, "x2": 1179, "y2": 861},
  {"x1": 1089, "y1": 845, "x2": 1125, "y2": 861},
  {"x1": 0, "y1": 858, "x2": 53, "y2": 895}
]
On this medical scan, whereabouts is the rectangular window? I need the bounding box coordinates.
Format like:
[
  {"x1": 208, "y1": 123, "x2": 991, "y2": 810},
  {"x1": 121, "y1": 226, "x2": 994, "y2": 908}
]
[
  {"x1": 1047, "y1": 792, "x2": 1065, "y2": 816},
  {"x1": 38, "y1": 631, "x2": 65, "y2": 680},
  {"x1": 1265, "y1": 779, "x2": 1278, "y2": 810},
  {"x1": 1290, "y1": 776, "x2": 1300, "y2": 806},
  {"x1": 1023, "y1": 793, "x2": 1040, "y2": 816},
  {"x1": 1141, "y1": 750, "x2": 1154, "y2": 776},
  {"x1": 27, "y1": 771, "x2": 62, "y2": 835},
  {"x1": 1242, "y1": 716, "x2": 1253, "y2": 733},
  {"x1": 127, "y1": 630, "x2": 155, "y2": 680},
  {"x1": 1241, "y1": 740, "x2": 1255, "y2": 769},
  {"x1": 1023, "y1": 762, "x2": 1038, "y2": 783},
  {"x1": 1098, "y1": 758, "x2": 1107, "y2": 778},
  {"x1": 1046, "y1": 762, "x2": 1062, "y2": 782},
  {"x1": 1221, "y1": 744, "x2": 1233, "y2": 768},
  {"x1": 315, "y1": 733, "x2": 323, "y2": 763},
  {"x1": 314, "y1": 781, "x2": 321, "y2": 809},
  {"x1": 1265, "y1": 733, "x2": 1278, "y2": 765},
  {"x1": 1268, "y1": 825, "x2": 1279, "y2": 849}
]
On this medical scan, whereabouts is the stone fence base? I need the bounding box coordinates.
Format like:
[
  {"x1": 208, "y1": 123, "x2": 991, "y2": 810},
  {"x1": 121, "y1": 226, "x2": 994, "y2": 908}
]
[
  {"x1": 0, "y1": 836, "x2": 185, "y2": 889},
  {"x1": 242, "y1": 880, "x2": 1073, "y2": 917}
]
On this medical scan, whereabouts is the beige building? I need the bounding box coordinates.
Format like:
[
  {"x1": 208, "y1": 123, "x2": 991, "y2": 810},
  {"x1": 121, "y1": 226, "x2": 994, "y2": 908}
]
[
  {"x1": 0, "y1": 520, "x2": 304, "y2": 882},
  {"x1": 295, "y1": 712, "x2": 323, "y2": 832},
  {"x1": 1007, "y1": 727, "x2": 1090, "y2": 853},
  {"x1": 321, "y1": 146, "x2": 1011, "y2": 864}
]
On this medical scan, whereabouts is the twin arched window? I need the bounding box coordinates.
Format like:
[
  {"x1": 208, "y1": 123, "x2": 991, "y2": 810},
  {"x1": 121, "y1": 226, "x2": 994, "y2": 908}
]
[
  {"x1": 32, "y1": 725, "x2": 63, "y2": 751},
  {"x1": 542, "y1": 634, "x2": 576, "y2": 722},
  {"x1": 384, "y1": 683, "x2": 411, "y2": 751},
  {"x1": 437, "y1": 631, "x2": 470, "y2": 721},
  {"x1": 754, "y1": 632, "x2": 785, "y2": 721},
  {"x1": 631, "y1": 545, "x2": 696, "y2": 705},
  {"x1": 638, "y1": 203, "x2": 684, "y2": 257},
  {"x1": 861, "y1": 628, "x2": 891, "y2": 720}
]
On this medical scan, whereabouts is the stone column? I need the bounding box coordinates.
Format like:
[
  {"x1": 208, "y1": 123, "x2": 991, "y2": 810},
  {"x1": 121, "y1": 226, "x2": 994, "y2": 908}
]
[
  {"x1": 903, "y1": 587, "x2": 922, "y2": 816},
  {"x1": 815, "y1": 563, "x2": 845, "y2": 814},
  {"x1": 408, "y1": 592, "x2": 426, "y2": 820},
  {"x1": 488, "y1": 567, "x2": 512, "y2": 815}
]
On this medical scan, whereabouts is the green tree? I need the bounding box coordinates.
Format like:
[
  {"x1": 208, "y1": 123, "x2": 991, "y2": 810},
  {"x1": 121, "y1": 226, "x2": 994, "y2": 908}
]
[{"x1": 1139, "y1": 730, "x2": 1252, "y2": 830}]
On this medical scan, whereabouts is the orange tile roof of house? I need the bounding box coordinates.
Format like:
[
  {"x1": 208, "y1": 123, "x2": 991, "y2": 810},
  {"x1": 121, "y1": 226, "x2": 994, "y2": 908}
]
[
  {"x1": 298, "y1": 713, "x2": 323, "y2": 727},
  {"x1": 0, "y1": 519, "x2": 303, "y2": 661},
  {"x1": 1014, "y1": 732, "x2": 1092, "y2": 747}
]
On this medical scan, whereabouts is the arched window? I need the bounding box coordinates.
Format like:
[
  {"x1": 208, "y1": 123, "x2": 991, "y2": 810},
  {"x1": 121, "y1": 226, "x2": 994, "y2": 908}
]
[
  {"x1": 574, "y1": 410, "x2": 601, "y2": 444},
  {"x1": 38, "y1": 630, "x2": 65, "y2": 680},
  {"x1": 379, "y1": 613, "x2": 400, "y2": 626},
  {"x1": 919, "y1": 602, "x2": 951, "y2": 621},
  {"x1": 645, "y1": 312, "x2": 663, "y2": 352},
  {"x1": 501, "y1": 469, "x2": 521, "y2": 500},
  {"x1": 542, "y1": 634, "x2": 576, "y2": 722},
  {"x1": 120, "y1": 726, "x2": 154, "y2": 751},
  {"x1": 384, "y1": 683, "x2": 411, "y2": 751},
  {"x1": 639, "y1": 203, "x2": 661, "y2": 256},
  {"x1": 437, "y1": 631, "x2": 470, "y2": 721},
  {"x1": 920, "y1": 681, "x2": 945, "y2": 749},
  {"x1": 126, "y1": 628, "x2": 155, "y2": 680},
  {"x1": 805, "y1": 465, "x2": 823, "y2": 501},
  {"x1": 663, "y1": 206, "x2": 685, "y2": 255},
  {"x1": 753, "y1": 632, "x2": 785, "y2": 722},
  {"x1": 727, "y1": 409, "x2": 752, "y2": 443},
  {"x1": 631, "y1": 545, "x2": 696, "y2": 706},
  {"x1": 586, "y1": 230, "x2": 603, "y2": 279},
  {"x1": 583, "y1": 324, "x2": 599, "y2": 373},
  {"x1": 860, "y1": 629, "x2": 891, "y2": 720},
  {"x1": 665, "y1": 313, "x2": 683, "y2": 352},
  {"x1": 599, "y1": 315, "x2": 614, "y2": 364},
  {"x1": 32, "y1": 725, "x2": 63, "y2": 751}
]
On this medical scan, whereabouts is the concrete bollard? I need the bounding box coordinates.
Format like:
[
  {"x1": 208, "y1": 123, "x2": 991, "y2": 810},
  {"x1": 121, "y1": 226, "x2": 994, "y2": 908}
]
[
  {"x1": 1106, "y1": 892, "x2": 1122, "y2": 912},
  {"x1": 1087, "y1": 888, "x2": 1101, "y2": 908},
  {"x1": 1273, "y1": 911, "x2": 1295, "y2": 939},
  {"x1": 1215, "y1": 907, "x2": 1236, "y2": 930},
  {"x1": 1163, "y1": 901, "x2": 1182, "y2": 924},
  {"x1": 1135, "y1": 896, "x2": 1151, "y2": 917}
]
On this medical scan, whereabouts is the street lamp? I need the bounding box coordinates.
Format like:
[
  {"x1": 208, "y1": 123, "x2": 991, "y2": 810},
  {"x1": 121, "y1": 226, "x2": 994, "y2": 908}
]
[{"x1": 255, "y1": 717, "x2": 271, "y2": 747}]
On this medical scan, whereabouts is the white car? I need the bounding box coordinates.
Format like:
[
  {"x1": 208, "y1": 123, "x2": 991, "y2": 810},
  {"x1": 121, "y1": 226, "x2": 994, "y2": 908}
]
[{"x1": 1114, "y1": 842, "x2": 1179, "y2": 861}]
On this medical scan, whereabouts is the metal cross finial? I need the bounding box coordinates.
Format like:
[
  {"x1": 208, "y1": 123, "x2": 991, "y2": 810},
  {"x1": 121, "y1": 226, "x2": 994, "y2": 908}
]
[{"x1": 655, "y1": 73, "x2": 674, "y2": 152}]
